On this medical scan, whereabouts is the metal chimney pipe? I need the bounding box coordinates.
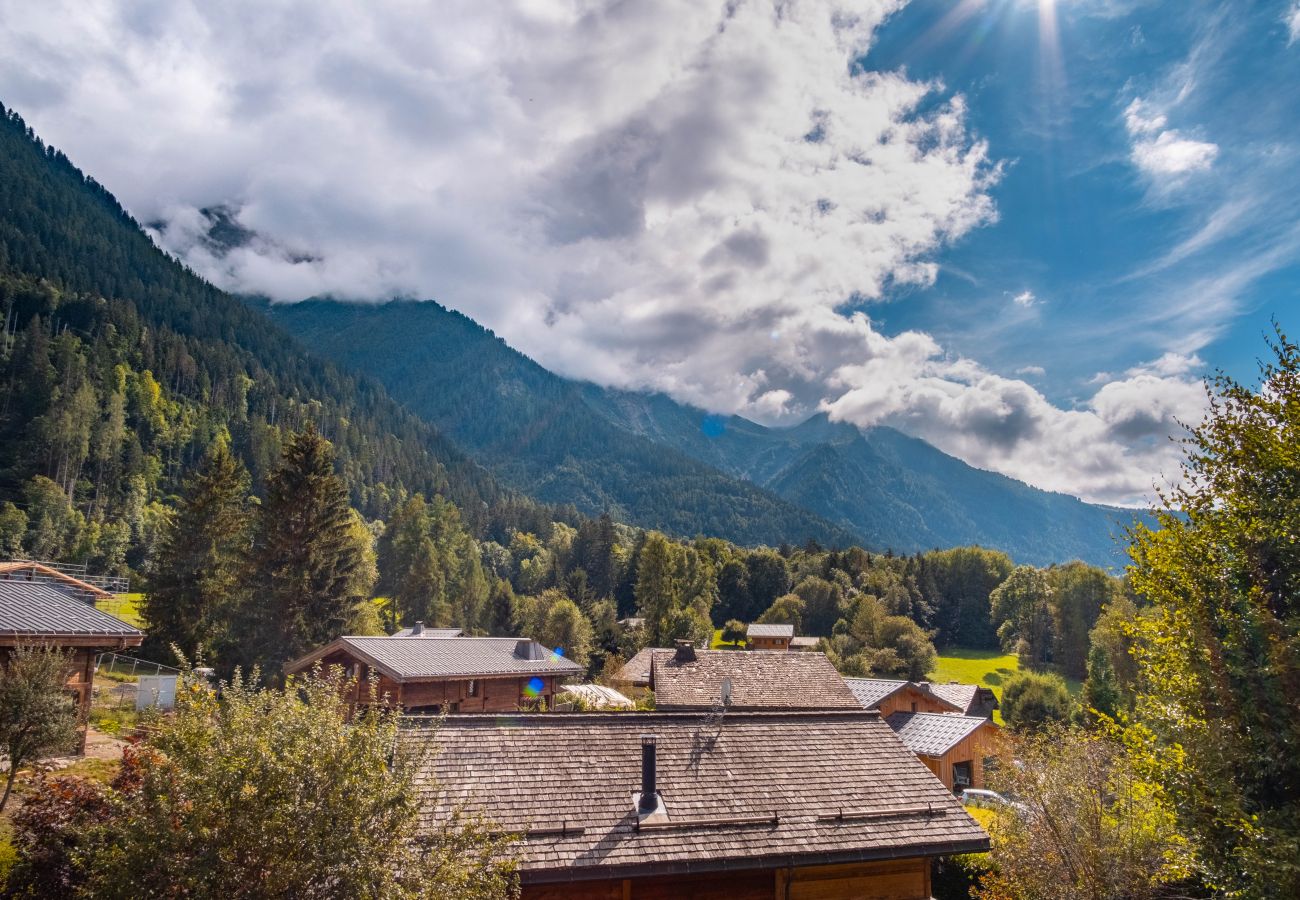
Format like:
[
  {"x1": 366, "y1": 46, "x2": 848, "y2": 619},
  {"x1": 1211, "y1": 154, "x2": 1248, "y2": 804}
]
[
  {"x1": 412, "y1": 621, "x2": 424, "y2": 636},
  {"x1": 639, "y1": 736, "x2": 657, "y2": 810}
]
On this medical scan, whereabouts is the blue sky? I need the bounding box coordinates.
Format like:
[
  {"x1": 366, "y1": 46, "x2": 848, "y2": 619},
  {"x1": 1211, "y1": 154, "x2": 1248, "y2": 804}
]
[
  {"x1": 0, "y1": 0, "x2": 1295, "y2": 505},
  {"x1": 868, "y1": 0, "x2": 1300, "y2": 406}
]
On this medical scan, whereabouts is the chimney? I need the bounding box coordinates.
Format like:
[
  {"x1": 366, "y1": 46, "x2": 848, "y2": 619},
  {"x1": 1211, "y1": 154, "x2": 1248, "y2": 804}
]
[
  {"x1": 411, "y1": 621, "x2": 424, "y2": 636},
  {"x1": 673, "y1": 640, "x2": 696, "y2": 663},
  {"x1": 639, "y1": 736, "x2": 657, "y2": 811},
  {"x1": 515, "y1": 639, "x2": 545, "y2": 660}
]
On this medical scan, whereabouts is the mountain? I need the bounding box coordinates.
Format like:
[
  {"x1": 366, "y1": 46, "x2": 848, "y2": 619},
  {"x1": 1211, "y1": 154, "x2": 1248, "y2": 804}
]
[
  {"x1": 264, "y1": 299, "x2": 857, "y2": 548},
  {"x1": 0, "y1": 102, "x2": 519, "y2": 562},
  {"x1": 270, "y1": 299, "x2": 1145, "y2": 566}
]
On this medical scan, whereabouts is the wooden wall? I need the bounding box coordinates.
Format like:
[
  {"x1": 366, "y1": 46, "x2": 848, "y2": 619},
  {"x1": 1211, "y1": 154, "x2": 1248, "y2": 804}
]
[
  {"x1": 875, "y1": 686, "x2": 956, "y2": 718},
  {"x1": 522, "y1": 858, "x2": 931, "y2": 900},
  {"x1": 748, "y1": 636, "x2": 791, "y2": 651},
  {"x1": 926, "y1": 722, "x2": 997, "y2": 792}
]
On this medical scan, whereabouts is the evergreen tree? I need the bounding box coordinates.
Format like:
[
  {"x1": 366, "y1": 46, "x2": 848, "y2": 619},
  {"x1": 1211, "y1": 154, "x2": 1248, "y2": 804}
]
[
  {"x1": 240, "y1": 427, "x2": 364, "y2": 677},
  {"x1": 1080, "y1": 644, "x2": 1120, "y2": 723},
  {"x1": 142, "y1": 441, "x2": 253, "y2": 663}
]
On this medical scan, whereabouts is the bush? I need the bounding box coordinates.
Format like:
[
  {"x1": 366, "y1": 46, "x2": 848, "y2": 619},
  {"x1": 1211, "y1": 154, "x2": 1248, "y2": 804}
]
[{"x1": 1000, "y1": 670, "x2": 1072, "y2": 730}]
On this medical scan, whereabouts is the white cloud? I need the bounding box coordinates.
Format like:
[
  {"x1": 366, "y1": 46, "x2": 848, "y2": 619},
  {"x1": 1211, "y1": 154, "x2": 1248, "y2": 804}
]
[
  {"x1": 1123, "y1": 97, "x2": 1217, "y2": 178},
  {"x1": 1288, "y1": 2, "x2": 1300, "y2": 45},
  {"x1": 1011, "y1": 290, "x2": 1037, "y2": 307},
  {"x1": 0, "y1": 0, "x2": 1205, "y2": 505},
  {"x1": 1015, "y1": 365, "x2": 1046, "y2": 377}
]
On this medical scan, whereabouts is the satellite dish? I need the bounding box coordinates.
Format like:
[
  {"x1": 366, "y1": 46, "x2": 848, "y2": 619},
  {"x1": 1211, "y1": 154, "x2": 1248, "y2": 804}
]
[{"x1": 721, "y1": 678, "x2": 733, "y2": 707}]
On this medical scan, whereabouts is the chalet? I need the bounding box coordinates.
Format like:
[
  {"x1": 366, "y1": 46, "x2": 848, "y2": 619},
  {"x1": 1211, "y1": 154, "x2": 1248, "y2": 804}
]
[
  {"x1": 845, "y1": 677, "x2": 965, "y2": 717},
  {"x1": 410, "y1": 710, "x2": 989, "y2": 898},
  {"x1": 746, "y1": 622, "x2": 793, "y2": 651},
  {"x1": 284, "y1": 636, "x2": 583, "y2": 713},
  {"x1": 887, "y1": 712, "x2": 999, "y2": 793},
  {"x1": 649, "y1": 642, "x2": 859, "y2": 710},
  {"x1": 0, "y1": 580, "x2": 142, "y2": 753},
  {"x1": 928, "y1": 681, "x2": 1000, "y2": 719}
]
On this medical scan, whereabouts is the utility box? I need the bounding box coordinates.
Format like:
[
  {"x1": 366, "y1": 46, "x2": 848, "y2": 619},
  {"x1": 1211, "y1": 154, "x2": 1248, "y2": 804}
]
[{"x1": 136, "y1": 674, "x2": 178, "y2": 710}]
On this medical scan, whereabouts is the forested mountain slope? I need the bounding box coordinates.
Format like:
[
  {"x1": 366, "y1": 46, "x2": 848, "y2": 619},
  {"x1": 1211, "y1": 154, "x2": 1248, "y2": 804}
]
[
  {"x1": 271, "y1": 299, "x2": 1145, "y2": 566},
  {"x1": 267, "y1": 299, "x2": 857, "y2": 548},
  {"x1": 0, "y1": 103, "x2": 525, "y2": 571}
]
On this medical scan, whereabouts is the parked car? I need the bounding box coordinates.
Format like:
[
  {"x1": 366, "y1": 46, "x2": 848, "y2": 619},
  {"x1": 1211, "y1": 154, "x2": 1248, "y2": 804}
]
[{"x1": 959, "y1": 788, "x2": 1030, "y2": 816}]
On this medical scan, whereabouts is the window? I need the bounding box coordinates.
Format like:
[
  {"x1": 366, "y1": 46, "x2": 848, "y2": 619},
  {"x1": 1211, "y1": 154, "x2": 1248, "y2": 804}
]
[
  {"x1": 911, "y1": 701, "x2": 918, "y2": 712},
  {"x1": 953, "y1": 761, "x2": 974, "y2": 791},
  {"x1": 467, "y1": 679, "x2": 478, "y2": 697}
]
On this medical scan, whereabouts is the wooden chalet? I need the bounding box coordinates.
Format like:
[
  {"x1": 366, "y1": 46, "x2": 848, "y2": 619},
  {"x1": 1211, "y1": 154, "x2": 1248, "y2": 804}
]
[
  {"x1": 845, "y1": 677, "x2": 965, "y2": 717},
  {"x1": 411, "y1": 710, "x2": 989, "y2": 899},
  {"x1": 0, "y1": 580, "x2": 142, "y2": 753},
  {"x1": 648, "y1": 642, "x2": 859, "y2": 710},
  {"x1": 614, "y1": 647, "x2": 656, "y2": 688},
  {"x1": 745, "y1": 622, "x2": 794, "y2": 651},
  {"x1": 283, "y1": 636, "x2": 583, "y2": 713},
  {"x1": 887, "y1": 712, "x2": 999, "y2": 793}
]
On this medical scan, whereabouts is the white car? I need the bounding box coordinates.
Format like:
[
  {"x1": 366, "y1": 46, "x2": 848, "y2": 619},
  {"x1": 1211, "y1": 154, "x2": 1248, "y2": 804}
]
[{"x1": 959, "y1": 788, "x2": 1029, "y2": 816}]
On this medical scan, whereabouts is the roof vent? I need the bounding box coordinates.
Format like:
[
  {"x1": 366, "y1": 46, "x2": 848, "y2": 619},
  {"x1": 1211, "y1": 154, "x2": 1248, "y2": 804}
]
[
  {"x1": 674, "y1": 640, "x2": 696, "y2": 663},
  {"x1": 721, "y1": 677, "x2": 733, "y2": 707},
  {"x1": 411, "y1": 621, "x2": 424, "y2": 636},
  {"x1": 515, "y1": 639, "x2": 546, "y2": 660}
]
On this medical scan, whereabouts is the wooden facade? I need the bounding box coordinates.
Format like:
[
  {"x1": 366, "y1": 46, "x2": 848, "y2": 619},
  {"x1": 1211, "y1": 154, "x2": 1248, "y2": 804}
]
[
  {"x1": 523, "y1": 858, "x2": 931, "y2": 900},
  {"x1": 917, "y1": 721, "x2": 996, "y2": 792},
  {"x1": 747, "y1": 634, "x2": 791, "y2": 651},
  {"x1": 872, "y1": 683, "x2": 960, "y2": 718}
]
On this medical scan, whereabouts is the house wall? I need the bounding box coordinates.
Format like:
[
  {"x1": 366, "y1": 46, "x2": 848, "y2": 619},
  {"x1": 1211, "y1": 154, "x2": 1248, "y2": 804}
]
[
  {"x1": 748, "y1": 636, "x2": 791, "y2": 651},
  {"x1": 875, "y1": 686, "x2": 955, "y2": 718},
  {"x1": 926, "y1": 723, "x2": 997, "y2": 792},
  {"x1": 521, "y1": 858, "x2": 931, "y2": 900}
]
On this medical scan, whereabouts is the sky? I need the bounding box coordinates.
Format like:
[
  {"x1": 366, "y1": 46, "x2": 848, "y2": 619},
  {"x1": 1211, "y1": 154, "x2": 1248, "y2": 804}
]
[{"x1": 1, "y1": 0, "x2": 1297, "y2": 507}]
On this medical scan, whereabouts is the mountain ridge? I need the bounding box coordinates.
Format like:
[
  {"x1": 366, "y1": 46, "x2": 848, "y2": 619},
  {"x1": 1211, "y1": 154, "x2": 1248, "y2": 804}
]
[{"x1": 268, "y1": 298, "x2": 1146, "y2": 566}]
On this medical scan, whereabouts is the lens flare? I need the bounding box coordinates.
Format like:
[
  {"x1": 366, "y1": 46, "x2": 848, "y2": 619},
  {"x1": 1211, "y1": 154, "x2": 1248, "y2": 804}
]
[{"x1": 524, "y1": 676, "x2": 544, "y2": 698}]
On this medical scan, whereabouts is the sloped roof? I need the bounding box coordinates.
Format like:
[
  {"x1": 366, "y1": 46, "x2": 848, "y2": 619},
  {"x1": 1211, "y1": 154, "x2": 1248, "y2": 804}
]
[
  {"x1": 615, "y1": 648, "x2": 656, "y2": 686},
  {"x1": 0, "y1": 561, "x2": 113, "y2": 601},
  {"x1": 651, "y1": 649, "x2": 858, "y2": 710},
  {"x1": 845, "y1": 678, "x2": 910, "y2": 709},
  {"x1": 0, "y1": 581, "x2": 142, "y2": 644},
  {"x1": 284, "y1": 636, "x2": 584, "y2": 681},
  {"x1": 928, "y1": 682, "x2": 998, "y2": 714},
  {"x1": 410, "y1": 711, "x2": 988, "y2": 882},
  {"x1": 790, "y1": 636, "x2": 821, "y2": 650},
  {"x1": 886, "y1": 712, "x2": 993, "y2": 756},
  {"x1": 391, "y1": 626, "x2": 464, "y2": 638},
  {"x1": 746, "y1": 623, "x2": 793, "y2": 639}
]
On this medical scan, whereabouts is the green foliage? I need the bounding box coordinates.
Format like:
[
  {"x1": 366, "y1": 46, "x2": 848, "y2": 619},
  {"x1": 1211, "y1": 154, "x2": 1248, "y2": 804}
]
[
  {"x1": 0, "y1": 644, "x2": 80, "y2": 811},
  {"x1": 924, "y1": 547, "x2": 1015, "y2": 648},
  {"x1": 1127, "y1": 329, "x2": 1300, "y2": 898},
  {"x1": 756, "y1": 593, "x2": 805, "y2": 632},
  {"x1": 1046, "y1": 561, "x2": 1121, "y2": 681},
  {"x1": 990, "y1": 565, "x2": 1054, "y2": 669},
  {"x1": 141, "y1": 441, "x2": 252, "y2": 663},
  {"x1": 1000, "y1": 670, "x2": 1073, "y2": 731},
  {"x1": 533, "y1": 596, "x2": 594, "y2": 670},
  {"x1": 720, "y1": 619, "x2": 746, "y2": 645},
  {"x1": 238, "y1": 427, "x2": 368, "y2": 677},
  {"x1": 1079, "y1": 644, "x2": 1121, "y2": 724},
  {"x1": 978, "y1": 724, "x2": 1189, "y2": 900},
  {"x1": 4, "y1": 668, "x2": 517, "y2": 899}
]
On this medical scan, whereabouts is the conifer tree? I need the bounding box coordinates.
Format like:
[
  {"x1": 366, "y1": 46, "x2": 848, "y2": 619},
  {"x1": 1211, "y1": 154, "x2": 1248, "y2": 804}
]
[
  {"x1": 142, "y1": 440, "x2": 253, "y2": 663},
  {"x1": 1080, "y1": 644, "x2": 1120, "y2": 723},
  {"x1": 241, "y1": 426, "x2": 364, "y2": 677}
]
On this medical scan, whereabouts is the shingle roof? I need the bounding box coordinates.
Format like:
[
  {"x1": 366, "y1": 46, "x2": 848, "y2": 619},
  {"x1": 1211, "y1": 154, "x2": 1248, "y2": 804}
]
[
  {"x1": 285, "y1": 636, "x2": 584, "y2": 681},
  {"x1": 615, "y1": 648, "x2": 656, "y2": 686},
  {"x1": 927, "y1": 682, "x2": 998, "y2": 714},
  {"x1": 886, "y1": 712, "x2": 993, "y2": 756},
  {"x1": 746, "y1": 623, "x2": 793, "y2": 639},
  {"x1": 789, "y1": 636, "x2": 821, "y2": 650},
  {"x1": 410, "y1": 711, "x2": 989, "y2": 882},
  {"x1": 391, "y1": 626, "x2": 464, "y2": 638},
  {"x1": 651, "y1": 649, "x2": 858, "y2": 710},
  {"x1": 0, "y1": 581, "x2": 142, "y2": 642},
  {"x1": 844, "y1": 678, "x2": 910, "y2": 709}
]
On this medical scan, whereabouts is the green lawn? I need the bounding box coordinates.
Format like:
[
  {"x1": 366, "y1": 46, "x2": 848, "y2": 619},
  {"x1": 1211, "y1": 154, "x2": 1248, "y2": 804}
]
[
  {"x1": 710, "y1": 628, "x2": 743, "y2": 650},
  {"x1": 931, "y1": 648, "x2": 1082, "y2": 725},
  {"x1": 96, "y1": 592, "x2": 143, "y2": 628}
]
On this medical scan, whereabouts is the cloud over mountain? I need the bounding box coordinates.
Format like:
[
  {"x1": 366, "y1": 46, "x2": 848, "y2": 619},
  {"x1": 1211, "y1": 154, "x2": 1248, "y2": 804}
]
[{"x1": 0, "y1": 0, "x2": 1207, "y2": 505}]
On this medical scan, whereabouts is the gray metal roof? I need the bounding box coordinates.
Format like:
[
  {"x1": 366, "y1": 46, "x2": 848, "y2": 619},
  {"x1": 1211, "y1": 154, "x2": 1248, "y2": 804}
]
[
  {"x1": 391, "y1": 626, "x2": 464, "y2": 638},
  {"x1": 288, "y1": 636, "x2": 585, "y2": 681},
  {"x1": 0, "y1": 581, "x2": 142, "y2": 638},
  {"x1": 886, "y1": 712, "x2": 992, "y2": 756},
  {"x1": 746, "y1": 623, "x2": 794, "y2": 638},
  {"x1": 844, "y1": 678, "x2": 909, "y2": 709}
]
